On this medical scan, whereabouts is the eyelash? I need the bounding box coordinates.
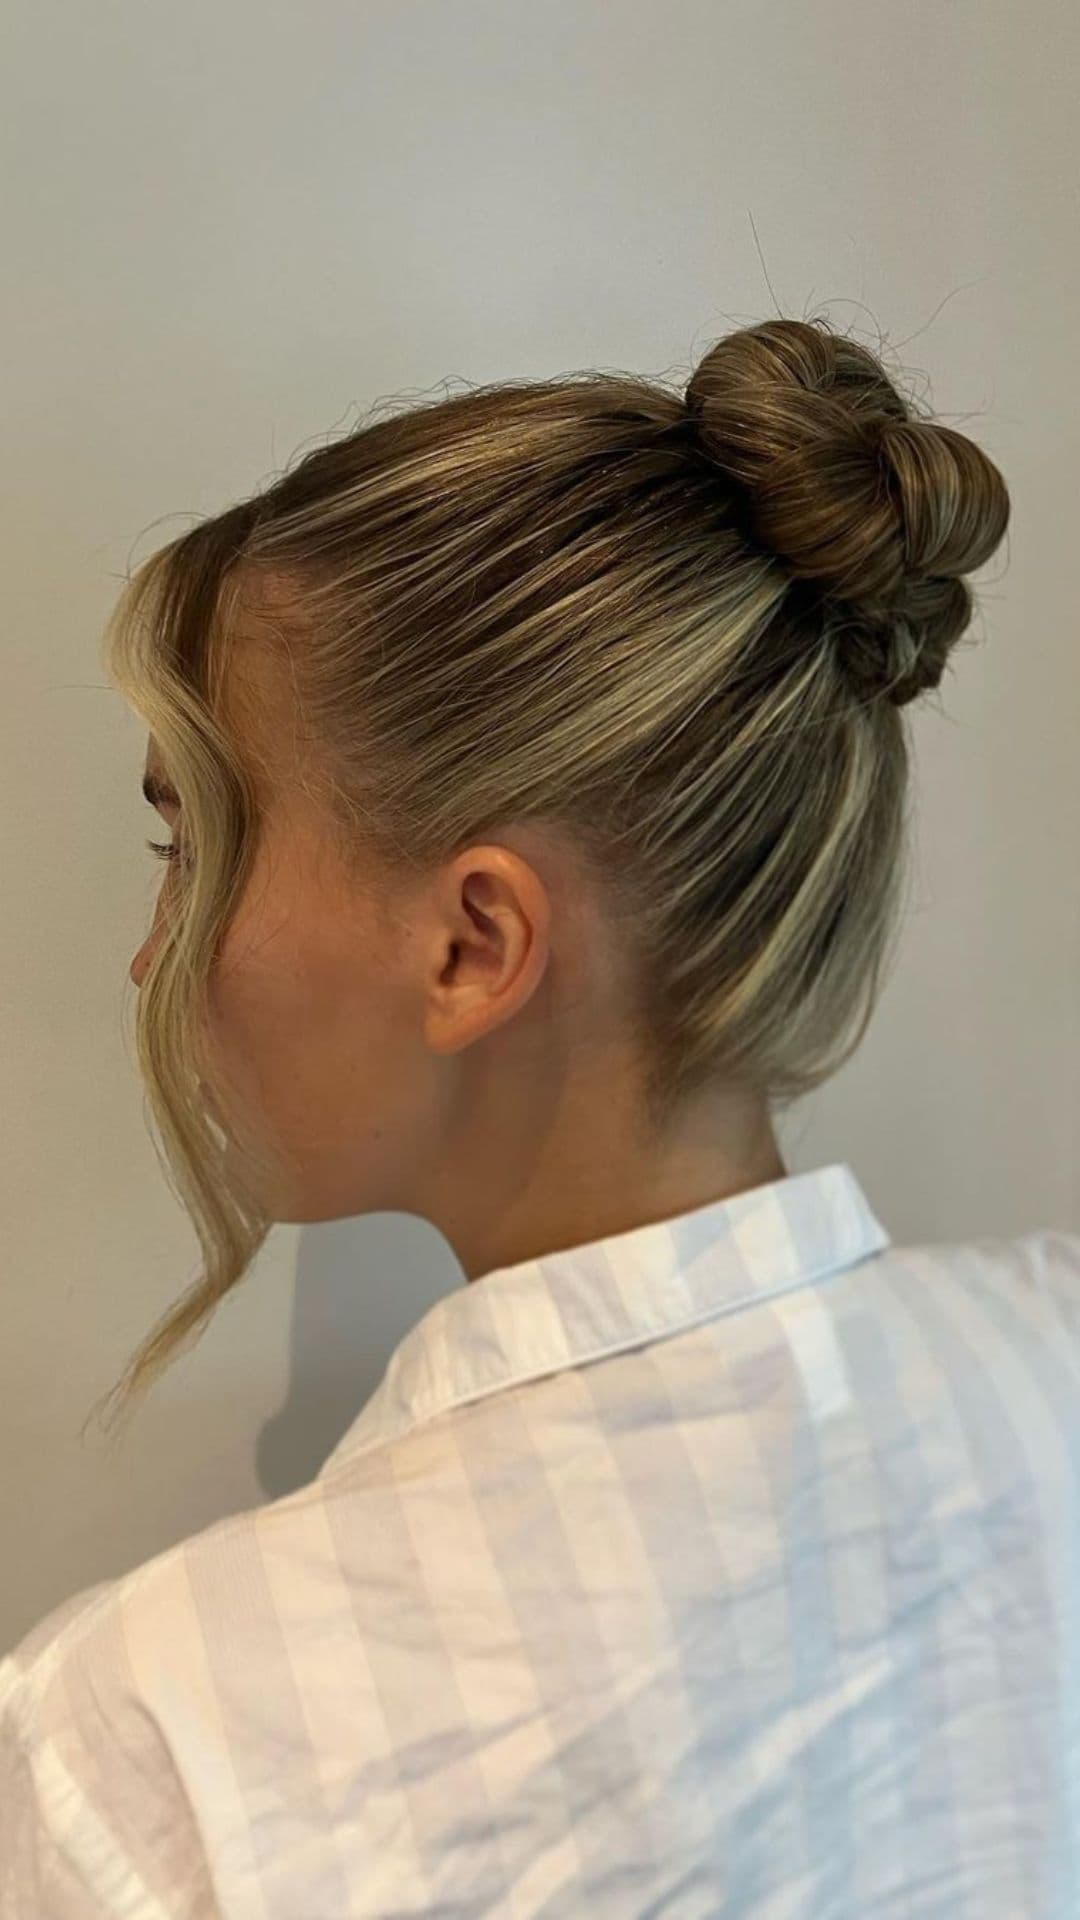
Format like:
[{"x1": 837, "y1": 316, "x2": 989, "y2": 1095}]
[{"x1": 146, "y1": 838, "x2": 183, "y2": 864}]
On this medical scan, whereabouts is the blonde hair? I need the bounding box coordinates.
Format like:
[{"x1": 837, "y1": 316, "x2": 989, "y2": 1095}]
[{"x1": 91, "y1": 313, "x2": 1010, "y2": 1436}]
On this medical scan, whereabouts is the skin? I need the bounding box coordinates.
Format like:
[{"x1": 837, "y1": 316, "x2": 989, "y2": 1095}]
[{"x1": 130, "y1": 581, "x2": 787, "y2": 1283}]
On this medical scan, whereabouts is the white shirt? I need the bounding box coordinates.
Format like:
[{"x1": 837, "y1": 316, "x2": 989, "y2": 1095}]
[{"x1": 3, "y1": 1161, "x2": 1080, "y2": 1918}]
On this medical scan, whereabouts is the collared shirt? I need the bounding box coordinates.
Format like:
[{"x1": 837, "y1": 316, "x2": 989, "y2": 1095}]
[{"x1": 3, "y1": 1160, "x2": 1080, "y2": 1918}]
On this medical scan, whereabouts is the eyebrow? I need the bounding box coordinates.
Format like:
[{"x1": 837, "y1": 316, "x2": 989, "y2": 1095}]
[{"x1": 142, "y1": 773, "x2": 180, "y2": 809}]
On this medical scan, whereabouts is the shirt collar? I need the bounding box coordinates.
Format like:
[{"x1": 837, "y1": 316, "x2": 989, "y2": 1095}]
[{"x1": 317, "y1": 1160, "x2": 890, "y2": 1478}]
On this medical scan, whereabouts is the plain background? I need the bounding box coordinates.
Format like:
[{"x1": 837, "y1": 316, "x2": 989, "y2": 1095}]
[{"x1": 2, "y1": 0, "x2": 1076, "y2": 1656}]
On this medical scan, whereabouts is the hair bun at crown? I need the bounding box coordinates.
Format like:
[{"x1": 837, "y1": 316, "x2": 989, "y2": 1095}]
[{"x1": 683, "y1": 317, "x2": 1010, "y2": 705}]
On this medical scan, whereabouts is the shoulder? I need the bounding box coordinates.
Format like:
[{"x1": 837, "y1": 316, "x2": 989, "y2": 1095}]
[
  {"x1": 949, "y1": 1226, "x2": 1080, "y2": 1301},
  {"x1": 0, "y1": 1430, "x2": 414, "y2": 1747},
  {"x1": 0, "y1": 1473, "x2": 348, "y2": 1912},
  {"x1": 872, "y1": 1228, "x2": 1080, "y2": 1361},
  {"x1": 2, "y1": 1468, "x2": 339, "y2": 1721},
  {"x1": 880, "y1": 1226, "x2": 1080, "y2": 1295},
  {"x1": 1011, "y1": 1226, "x2": 1080, "y2": 1323}
]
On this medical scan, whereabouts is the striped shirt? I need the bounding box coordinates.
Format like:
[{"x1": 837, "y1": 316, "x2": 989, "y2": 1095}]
[{"x1": 3, "y1": 1160, "x2": 1080, "y2": 1918}]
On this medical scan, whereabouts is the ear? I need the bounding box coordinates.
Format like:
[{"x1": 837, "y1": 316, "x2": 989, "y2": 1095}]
[{"x1": 422, "y1": 845, "x2": 552, "y2": 1057}]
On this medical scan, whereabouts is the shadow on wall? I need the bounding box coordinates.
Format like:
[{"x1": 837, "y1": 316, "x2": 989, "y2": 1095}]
[{"x1": 256, "y1": 1212, "x2": 464, "y2": 1501}]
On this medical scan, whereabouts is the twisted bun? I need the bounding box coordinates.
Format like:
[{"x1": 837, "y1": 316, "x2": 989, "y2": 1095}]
[{"x1": 684, "y1": 318, "x2": 1010, "y2": 707}]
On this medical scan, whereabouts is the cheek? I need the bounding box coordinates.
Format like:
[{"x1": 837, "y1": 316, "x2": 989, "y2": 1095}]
[
  {"x1": 203, "y1": 900, "x2": 384, "y2": 1134},
  {"x1": 130, "y1": 877, "x2": 177, "y2": 986},
  {"x1": 203, "y1": 918, "x2": 293, "y2": 1097}
]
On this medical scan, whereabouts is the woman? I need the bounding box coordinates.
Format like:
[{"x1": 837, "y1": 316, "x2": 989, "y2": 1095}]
[{"x1": 3, "y1": 314, "x2": 1074, "y2": 1917}]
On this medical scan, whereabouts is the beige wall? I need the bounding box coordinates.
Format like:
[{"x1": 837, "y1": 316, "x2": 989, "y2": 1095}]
[{"x1": 3, "y1": 0, "x2": 1076, "y2": 1652}]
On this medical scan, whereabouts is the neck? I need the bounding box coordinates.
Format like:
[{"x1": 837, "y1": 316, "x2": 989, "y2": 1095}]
[{"x1": 434, "y1": 1086, "x2": 788, "y2": 1285}]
